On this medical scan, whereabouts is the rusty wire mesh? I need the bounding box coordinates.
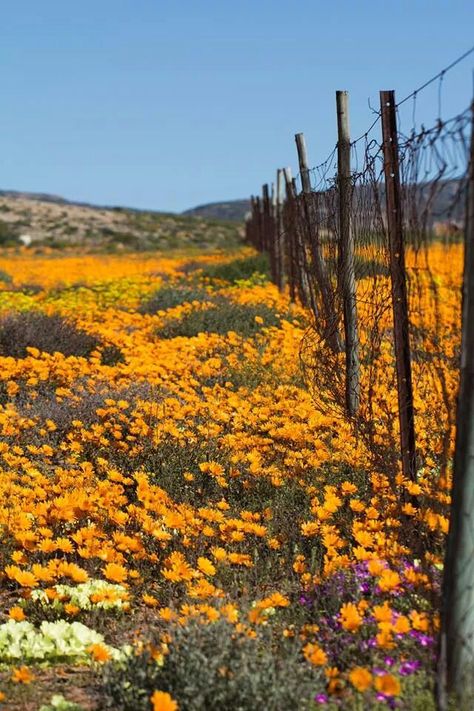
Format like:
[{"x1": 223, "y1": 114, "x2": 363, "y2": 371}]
[{"x1": 247, "y1": 96, "x2": 472, "y2": 483}]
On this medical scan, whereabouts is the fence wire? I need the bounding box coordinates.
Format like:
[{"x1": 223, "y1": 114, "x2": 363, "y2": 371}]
[
  {"x1": 245, "y1": 49, "x2": 474, "y2": 707},
  {"x1": 247, "y1": 101, "x2": 471, "y2": 486}
]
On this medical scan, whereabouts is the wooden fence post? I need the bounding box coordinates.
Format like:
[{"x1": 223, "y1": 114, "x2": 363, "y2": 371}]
[
  {"x1": 283, "y1": 168, "x2": 297, "y2": 302},
  {"x1": 438, "y1": 103, "x2": 474, "y2": 710},
  {"x1": 336, "y1": 91, "x2": 360, "y2": 417},
  {"x1": 275, "y1": 168, "x2": 285, "y2": 290},
  {"x1": 295, "y1": 132, "x2": 342, "y2": 352},
  {"x1": 262, "y1": 184, "x2": 270, "y2": 254},
  {"x1": 295, "y1": 132, "x2": 312, "y2": 194},
  {"x1": 255, "y1": 196, "x2": 263, "y2": 251},
  {"x1": 380, "y1": 90, "x2": 417, "y2": 482},
  {"x1": 283, "y1": 167, "x2": 313, "y2": 308},
  {"x1": 263, "y1": 183, "x2": 277, "y2": 282}
]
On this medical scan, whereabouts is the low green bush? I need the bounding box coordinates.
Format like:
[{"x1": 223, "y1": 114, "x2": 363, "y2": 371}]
[
  {"x1": 139, "y1": 284, "x2": 210, "y2": 314},
  {"x1": 199, "y1": 253, "x2": 270, "y2": 283},
  {"x1": 156, "y1": 300, "x2": 280, "y2": 339},
  {"x1": 99, "y1": 619, "x2": 323, "y2": 711},
  {"x1": 0, "y1": 311, "x2": 100, "y2": 359},
  {"x1": 0, "y1": 269, "x2": 12, "y2": 284},
  {"x1": 0, "y1": 219, "x2": 20, "y2": 245}
]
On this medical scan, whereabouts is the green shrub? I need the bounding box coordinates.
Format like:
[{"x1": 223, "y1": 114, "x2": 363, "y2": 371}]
[
  {"x1": 13, "y1": 282, "x2": 43, "y2": 294},
  {"x1": 139, "y1": 284, "x2": 210, "y2": 314},
  {"x1": 0, "y1": 311, "x2": 100, "y2": 359},
  {"x1": 199, "y1": 253, "x2": 270, "y2": 283},
  {"x1": 99, "y1": 619, "x2": 323, "y2": 711},
  {"x1": 354, "y1": 255, "x2": 389, "y2": 279},
  {"x1": 100, "y1": 343, "x2": 126, "y2": 366},
  {"x1": 156, "y1": 300, "x2": 280, "y2": 339},
  {"x1": 0, "y1": 219, "x2": 20, "y2": 245},
  {"x1": 0, "y1": 269, "x2": 12, "y2": 284}
]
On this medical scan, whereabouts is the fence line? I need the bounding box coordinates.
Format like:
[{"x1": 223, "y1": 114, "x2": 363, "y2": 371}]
[{"x1": 245, "y1": 51, "x2": 473, "y2": 708}]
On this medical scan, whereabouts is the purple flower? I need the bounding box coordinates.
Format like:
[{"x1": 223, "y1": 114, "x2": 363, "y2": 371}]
[
  {"x1": 315, "y1": 693, "x2": 328, "y2": 704},
  {"x1": 384, "y1": 656, "x2": 395, "y2": 667},
  {"x1": 399, "y1": 659, "x2": 421, "y2": 676},
  {"x1": 410, "y1": 630, "x2": 434, "y2": 647}
]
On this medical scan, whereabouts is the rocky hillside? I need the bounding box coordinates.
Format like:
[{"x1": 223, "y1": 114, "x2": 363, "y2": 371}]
[
  {"x1": 183, "y1": 199, "x2": 250, "y2": 222},
  {"x1": 0, "y1": 191, "x2": 244, "y2": 251}
]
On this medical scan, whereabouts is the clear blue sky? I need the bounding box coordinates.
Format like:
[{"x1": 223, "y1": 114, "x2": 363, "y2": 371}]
[{"x1": 1, "y1": 1, "x2": 473, "y2": 212}]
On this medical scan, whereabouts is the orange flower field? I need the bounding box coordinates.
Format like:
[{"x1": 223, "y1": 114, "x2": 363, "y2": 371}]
[{"x1": 0, "y1": 246, "x2": 461, "y2": 710}]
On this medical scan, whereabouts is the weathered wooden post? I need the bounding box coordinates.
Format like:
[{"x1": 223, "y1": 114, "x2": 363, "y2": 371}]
[
  {"x1": 380, "y1": 90, "x2": 417, "y2": 483},
  {"x1": 275, "y1": 168, "x2": 285, "y2": 290},
  {"x1": 255, "y1": 196, "x2": 263, "y2": 251},
  {"x1": 262, "y1": 184, "x2": 271, "y2": 255},
  {"x1": 295, "y1": 132, "x2": 342, "y2": 352},
  {"x1": 283, "y1": 168, "x2": 297, "y2": 301},
  {"x1": 283, "y1": 167, "x2": 313, "y2": 308},
  {"x1": 438, "y1": 103, "x2": 474, "y2": 710},
  {"x1": 336, "y1": 91, "x2": 360, "y2": 416},
  {"x1": 263, "y1": 183, "x2": 278, "y2": 282}
]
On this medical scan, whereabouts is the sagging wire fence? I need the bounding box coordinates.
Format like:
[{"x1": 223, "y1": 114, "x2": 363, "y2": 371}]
[{"x1": 245, "y1": 49, "x2": 474, "y2": 709}]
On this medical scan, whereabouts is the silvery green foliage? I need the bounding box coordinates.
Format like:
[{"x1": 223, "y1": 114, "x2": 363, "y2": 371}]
[{"x1": 100, "y1": 619, "x2": 323, "y2": 711}]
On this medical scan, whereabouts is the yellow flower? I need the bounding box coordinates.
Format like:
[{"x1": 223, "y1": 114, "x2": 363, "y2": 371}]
[
  {"x1": 267, "y1": 592, "x2": 290, "y2": 607},
  {"x1": 341, "y1": 481, "x2": 357, "y2": 495},
  {"x1": 64, "y1": 603, "x2": 80, "y2": 616},
  {"x1": 5, "y1": 566, "x2": 38, "y2": 588},
  {"x1": 87, "y1": 643, "x2": 111, "y2": 663},
  {"x1": 376, "y1": 629, "x2": 395, "y2": 649},
  {"x1": 349, "y1": 666, "x2": 373, "y2": 692},
  {"x1": 197, "y1": 557, "x2": 216, "y2": 576},
  {"x1": 378, "y1": 569, "x2": 401, "y2": 592},
  {"x1": 11, "y1": 666, "x2": 35, "y2": 684},
  {"x1": 367, "y1": 559, "x2": 386, "y2": 576},
  {"x1": 374, "y1": 673, "x2": 401, "y2": 697},
  {"x1": 303, "y1": 642, "x2": 327, "y2": 666},
  {"x1": 143, "y1": 594, "x2": 160, "y2": 607},
  {"x1": 301, "y1": 521, "x2": 319, "y2": 537},
  {"x1": 151, "y1": 690, "x2": 179, "y2": 711},
  {"x1": 410, "y1": 611, "x2": 429, "y2": 631},
  {"x1": 393, "y1": 615, "x2": 411, "y2": 634},
  {"x1": 373, "y1": 602, "x2": 392, "y2": 623},
  {"x1": 103, "y1": 562, "x2": 128, "y2": 583},
  {"x1": 8, "y1": 606, "x2": 25, "y2": 621},
  {"x1": 339, "y1": 602, "x2": 363, "y2": 632}
]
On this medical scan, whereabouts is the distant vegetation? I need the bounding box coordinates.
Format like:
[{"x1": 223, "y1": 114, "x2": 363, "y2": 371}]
[
  {"x1": 182, "y1": 199, "x2": 251, "y2": 222},
  {"x1": 0, "y1": 192, "x2": 245, "y2": 252}
]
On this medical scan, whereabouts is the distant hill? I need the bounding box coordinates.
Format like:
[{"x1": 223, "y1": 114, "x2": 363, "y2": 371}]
[
  {"x1": 0, "y1": 190, "x2": 166, "y2": 215},
  {"x1": 0, "y1": 178, "x2": 464, "y2": 252},
  {"x1": 0, "y1": 190, "x2": 244, "y2": 251},
  {"x1": 0, "y1": 190, "x2": 252, "y2": 223},
  {"x1": 182, "y1": 178, "x2": 466, "y2": 225},
  {"x1": 183, "y1": 200, "x2": 250, "y2": 222}
]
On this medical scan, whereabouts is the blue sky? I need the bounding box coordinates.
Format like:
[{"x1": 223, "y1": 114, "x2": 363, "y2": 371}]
[{"x1": 1, "y1": 1, "x2": 473, "y2": 212}]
